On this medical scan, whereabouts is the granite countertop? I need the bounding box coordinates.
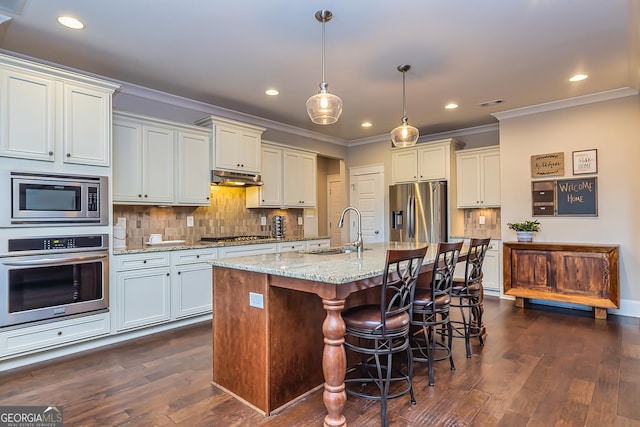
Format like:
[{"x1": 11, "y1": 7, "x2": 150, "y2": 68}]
[
  {"x1": 208, "y1": 242, "x2": 444, "y2": 285},
  {"x1": 112, "y1": 236, "x2": 330, "y2": 255}
]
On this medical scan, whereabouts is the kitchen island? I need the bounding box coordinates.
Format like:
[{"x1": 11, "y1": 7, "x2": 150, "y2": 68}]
[{"x1": 209, "y1": 242, "x2": 457, "y2": 427}]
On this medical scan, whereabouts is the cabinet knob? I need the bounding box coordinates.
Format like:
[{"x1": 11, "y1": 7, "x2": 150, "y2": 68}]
[
  {"x1": 48, "y1": 151, "x2": 54, "y2": 156},
  {"x1": 178, "y1": 271, "x2": 181, "y2": 275},
  {"x1": 144, "y1": 194, "x2": 148, "y2": 198},
  {"x1": 57, "y1": 331, "x2": 62, "y2": 336},
  {"x1": 166, "y1": 273, "x2": 170, "y2": 276},
  {"x1": 138, "y1": 194, "x2": 142, "y2": 198},
  {"x1": 375, "y1": 230, "x2": 379, "y2": 234},
  {"x1": 66, "y1": 153, "x2": 71, "y2": 157},
  {"x1": 143, "y1": 260, "x2": 147, "y2": 263},
  {"x1": 196, "y1": 255, "x2": 200, "y2": 258}
]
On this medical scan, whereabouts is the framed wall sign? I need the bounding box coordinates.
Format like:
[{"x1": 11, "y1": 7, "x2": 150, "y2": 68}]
[
  {"x1": 531, "y1": 152, "x2": 565, "y2": 177},
  {"x1": 556, "y1": 177, "x2": 598, "y2": 216},
  {"x1": 572, "y1": 149, "x2": 597, "y2": 175}
]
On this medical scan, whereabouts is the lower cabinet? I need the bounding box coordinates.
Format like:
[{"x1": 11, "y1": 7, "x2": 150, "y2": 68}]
[
  {"x1": 171, "y1": 249, "x2": 217, "y2": 319},
  {"x1": 305, "y1": 239, "x2": 331, "y2": 250},
  {"x1": 453, "y1": 239, "x2": 501, "y2": 294},
  {"x1": 0, "y1": 313, "x2": 110, "y2": 358}
]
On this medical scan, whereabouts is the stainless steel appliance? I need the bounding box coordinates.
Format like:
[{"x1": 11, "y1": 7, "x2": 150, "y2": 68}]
[
  {"x1": 211, "y1": 170, "x2": 263, "y2": 186},
  {"x1": 0, "y1": 234, "x2": 108, "y2": 328},
  {"x1": 389, "y1": 181, "x2": 448, "y2": 244},
  {"x1": 4, "y1": 171, "x2": 107, "y2": 226}
]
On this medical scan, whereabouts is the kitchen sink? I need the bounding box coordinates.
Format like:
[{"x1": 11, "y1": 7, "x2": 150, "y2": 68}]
[{"x1": 303, "y1": 246, "x2": 371, "y2": 255}]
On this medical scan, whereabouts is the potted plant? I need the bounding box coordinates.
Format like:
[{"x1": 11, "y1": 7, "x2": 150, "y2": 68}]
[{"x1": 507, "y1": 219, "x2": 541, "y2": 242}]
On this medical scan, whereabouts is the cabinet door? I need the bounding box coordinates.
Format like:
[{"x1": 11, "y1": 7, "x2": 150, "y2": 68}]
[
  {"x1": 299, "y1": 153, "x2": 317, "y2": 207},
  {"x1": 113, "y1": 120, "x2": 144, "y2": 202},
  {"x1": 173, "y1": 264, "x2": 213, "y2": 318},
  {"x1": 176, "y1": 130, "x2": 210, "y2": 205},
  {"x1": 214, "y1": 125, "x2": 239, "y2": 171},
  {"x1": 391, "y1": 150, "x2": 418, "y2": 183},
  {"x1": 116, "y1": 267, "x2": 171, "y2": 331},
  {"x1": 143, "y1": 125, "x2": 174, "y2": 204},
  {"x1": 63, "y1": 83, "x2": 111, "y2": 166},
  {"x1": 482, "y1": 245, "x2": 501, "y2": 292},
  {"x1": 457, "y1": 154, "x2": 481, "y2": 207},
  {"x1": 237, "y1": 129, "x2": 261, "y2": 172},
  {"x1": 283, "y1": 150, "x2": 302, "y2": 206},
  {"x1": 418, "y1": 144, "x2": 447, "y2": 181},
  {"x1": 254, "y1": 145, "x2": 283, "y2": 207},
  {"x1": 0, "y1": 68, "x2": 55, "y2": 161},
  {"x1": 481, "y1": 151, "x2": 501, "y2": 207}
]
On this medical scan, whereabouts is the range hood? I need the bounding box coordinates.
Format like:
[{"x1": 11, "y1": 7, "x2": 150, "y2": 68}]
[{"x1": 211, "y1": 170, "x2": 263, "y2": 186}]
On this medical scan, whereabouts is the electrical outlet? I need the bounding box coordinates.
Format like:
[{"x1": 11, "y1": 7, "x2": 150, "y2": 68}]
[
  {"x1": 298, "y1": 216, "x2": 303, "y2": 225},
  {"x1": 187, "y1": 216, "x2": 194, "y2": 227},
  {"x1": 249, "y1": 292, "x2": 264, "y2": 309},
  {"x1": 479, "y1": 215, "x2": 486, "y2": 225},
  {"x1": 260, "y1": 216, "x2": 267, "y2": 226},
  {"x1": 117, "y1": 217, "x2": 126, "y2": 227}
]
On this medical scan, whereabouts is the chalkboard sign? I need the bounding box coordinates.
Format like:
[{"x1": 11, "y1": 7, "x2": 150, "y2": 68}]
[{"x1": 556, "y1": 177, "x2": 597, "y2": 216}]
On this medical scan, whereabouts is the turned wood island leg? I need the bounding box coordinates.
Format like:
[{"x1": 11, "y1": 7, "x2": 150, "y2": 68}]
[{"x1": 322, "y1": 298, "x2": 347, "y2": 427}]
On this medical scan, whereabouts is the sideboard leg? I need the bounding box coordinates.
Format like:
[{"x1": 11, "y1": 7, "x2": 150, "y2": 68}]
[
  {"x1": 593, "y1": 307, "x2": 607, "y2": 319},
  {"x1": 515, "y1": 297, "x2": 526, "y2": 308}
]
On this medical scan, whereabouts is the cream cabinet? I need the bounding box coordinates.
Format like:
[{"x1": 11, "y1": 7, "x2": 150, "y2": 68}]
[
  {"x1": 171, "y1": 248, "x2": 216, "y2": 319},
  {"x1": 305, "y1": 239, "x2": 331, "y2": 250},
  {"x1": 114, "y1": 252, "x2": 172, "y2": 332},
  {"x1": 196, "y1": 115, "x2": 265, "y2": 174},
  {"x1": 218, "y1": 243, "x2": 277, "y2": 258},
  {"x1": 113, "y1": 111, "x2": 211, "y2": 206},
  {"x1": 481, "y1": 241, "x2": 501, "y2": 293},
  {"x1": 283, "y1": 148, "x2": 317, "y2": 207},
  {"x1": 277, "y1": 241, "x2": 306, "y2": 253},
  {"x1": 391, "y1": 138, "x2": 459, "y2": 184},
  {"x1": 247, "y1": 144, "x2": 317, "y2": 209},
  {"x1": 0, "y1": 54, "x2": 117, "y2": 166},
  {"x1": 246, "y1": 144, "x2": 283, "y2": 208},
  {"x1": 456, "y1": 146, "x2": 501, "y2": 208}
]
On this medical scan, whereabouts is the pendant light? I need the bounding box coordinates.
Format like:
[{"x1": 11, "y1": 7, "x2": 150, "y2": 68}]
[
  {"x1": 306, "y1": 10, "x2": 343, "y2": 125},
  {"x1": 390, "y1": 64, "x2": 419, "y2": 147}
]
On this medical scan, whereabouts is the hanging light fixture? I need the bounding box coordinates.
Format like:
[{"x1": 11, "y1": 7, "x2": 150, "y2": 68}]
[
  {"x1": 390, "y1": 64, "x2": 419, "y2": 147},
  {"x1": 306, "y1": 10, "x2": 343, "y2": 125}
]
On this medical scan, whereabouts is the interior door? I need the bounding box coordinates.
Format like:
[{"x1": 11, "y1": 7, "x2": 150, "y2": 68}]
[{"x1": 350, "y1": 169, "x2": 385, "y2": 243}]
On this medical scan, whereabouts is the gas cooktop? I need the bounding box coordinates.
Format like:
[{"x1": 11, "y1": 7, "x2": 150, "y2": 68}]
[{"x1": 200, "y1": 235, "x2": 271, "y2": 243}]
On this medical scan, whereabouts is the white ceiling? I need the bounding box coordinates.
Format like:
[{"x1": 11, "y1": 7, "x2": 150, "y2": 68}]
[{"x1": 0, "y1": 0, "x2": 638, "y2": 143}]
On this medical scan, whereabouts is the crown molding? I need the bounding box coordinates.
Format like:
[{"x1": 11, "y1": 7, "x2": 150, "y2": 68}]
[{"x1": 492, "y1": 87, "x2": 638, "y2": 121}]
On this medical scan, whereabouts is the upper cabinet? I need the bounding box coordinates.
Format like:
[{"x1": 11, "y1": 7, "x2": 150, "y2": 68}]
[
  {"x1": 195, "y1": 116, "x2": 265, "y2": 174},
  {"x1": 0, "y1": 53, "x2": 118, "y2": 166},
  {"x1": 391, "y1": 138, "x2": 461, "y2": 184},
  {"x1": 456, "y1": 146, "x2": 501, "y2": 208},
  {"x1": 113, "y1": 111, "x2": 211, "y2": 206},
  {"x1": 246, "y1": 143, "x2": 316, "y2": 208}
]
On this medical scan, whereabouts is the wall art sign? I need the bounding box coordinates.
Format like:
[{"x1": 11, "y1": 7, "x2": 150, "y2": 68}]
[
  {"x1": 531, "y1": 152, "x2": 565, "y2": 177},
  {"x1": 572, "y1": 149, "x2": 597, "y2": 175},
  {"x1": 531, "y1": 177, "x2": 598, "y2": 217}
]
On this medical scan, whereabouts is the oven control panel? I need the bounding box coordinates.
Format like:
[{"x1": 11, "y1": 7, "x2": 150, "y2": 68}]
[{"x1": 8, "y1": 234, "x2": 107, "y2": 252}]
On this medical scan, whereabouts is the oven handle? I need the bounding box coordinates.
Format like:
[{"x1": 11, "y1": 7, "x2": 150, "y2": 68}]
[{"x1": 1, "y1": 253, "x2": 108, "y2": 266}]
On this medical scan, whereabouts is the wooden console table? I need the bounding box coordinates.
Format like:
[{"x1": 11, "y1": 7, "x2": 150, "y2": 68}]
[{"x1": 503, "y1": 242, "x2": 619, "y2": 319}]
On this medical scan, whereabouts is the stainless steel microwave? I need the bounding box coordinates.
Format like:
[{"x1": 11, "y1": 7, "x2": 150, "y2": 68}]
[{"x1": 6, "y1": 172, "x2": 108, "y2": 226}]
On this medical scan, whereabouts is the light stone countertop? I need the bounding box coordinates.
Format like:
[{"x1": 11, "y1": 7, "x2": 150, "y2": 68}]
[
  {"x1": 112, "y1": 236, "x2": 330, "y2": 255},
  {"x1": 208, "y1": 241, "x2": 448, "y2": 285}
]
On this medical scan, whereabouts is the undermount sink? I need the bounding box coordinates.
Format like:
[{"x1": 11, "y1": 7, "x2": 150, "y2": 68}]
[{"x1": 303, "y1": 246, "x2": 371, "y2": 255}]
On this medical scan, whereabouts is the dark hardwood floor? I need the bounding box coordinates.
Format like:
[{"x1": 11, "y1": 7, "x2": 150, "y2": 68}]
[{"x1": 1, "y1": 297, "x2": 639, "y2": 426}]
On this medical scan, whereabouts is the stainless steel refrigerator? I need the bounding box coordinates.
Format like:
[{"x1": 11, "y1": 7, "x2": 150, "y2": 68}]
[{"x1": 389, "y1": 181, "x2": 448, "y2": 244}]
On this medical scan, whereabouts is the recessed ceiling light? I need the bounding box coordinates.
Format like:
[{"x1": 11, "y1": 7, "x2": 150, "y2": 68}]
[
  {"x1": 361, "y1": 122, "x2": 372, "y2": 128},
  {"x1": 57, "y1": 16, "x2": 85, "y2": 30},
  {"x1": 445, "y1": 103, "x2": 458, "y2": 110},
  {"x1": 265, "y1": 89, "x2": 279, "y2": 96},
  {"x1": 569, "y1": 74, "x2": 588, "y2": 82}
]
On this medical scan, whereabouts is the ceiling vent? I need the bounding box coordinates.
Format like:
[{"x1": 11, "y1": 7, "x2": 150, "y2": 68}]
[{"x1": 479, "y1": 99, "x2": 503, "y2": 107}]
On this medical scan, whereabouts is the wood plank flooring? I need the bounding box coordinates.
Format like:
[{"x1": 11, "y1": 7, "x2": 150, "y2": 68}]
[{"x1": 1, "y1": 297, "x2": 639, "y2": 426}]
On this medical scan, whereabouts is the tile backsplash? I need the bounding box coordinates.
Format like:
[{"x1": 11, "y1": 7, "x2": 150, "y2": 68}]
[
  {"x1": 462, "y1": 208, "x2": 501, "y2": 239},
  {"x1": 113, "y1": 186, "x2": 304, "y2": 246}
]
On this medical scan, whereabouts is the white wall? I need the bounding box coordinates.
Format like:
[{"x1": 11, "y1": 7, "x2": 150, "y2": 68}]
[{"x1": 498, "y1": 94, "x2": 640, "y2": 314}]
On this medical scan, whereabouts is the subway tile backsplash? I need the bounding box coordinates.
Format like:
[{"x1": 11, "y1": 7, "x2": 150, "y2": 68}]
[
  {"x1": 462, "y1": 208, "x2": 501, "y2": 239},
  {"x1": 113, "y1": 186, "x2": 304, "y2": 246}
]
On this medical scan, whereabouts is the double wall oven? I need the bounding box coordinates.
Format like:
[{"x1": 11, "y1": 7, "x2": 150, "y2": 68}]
[{"x1": 1, "y1": 171, "x2": 109, "y2": 329}]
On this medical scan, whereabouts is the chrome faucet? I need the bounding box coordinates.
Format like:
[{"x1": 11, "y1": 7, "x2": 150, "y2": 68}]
[{"x1": 338, "y1": 206, "x2": 363, "y2": 255}]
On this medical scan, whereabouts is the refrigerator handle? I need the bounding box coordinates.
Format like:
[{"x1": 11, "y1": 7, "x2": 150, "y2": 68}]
[{"x1": 408, "y1": 195, "x2": 415, "y2": 238}]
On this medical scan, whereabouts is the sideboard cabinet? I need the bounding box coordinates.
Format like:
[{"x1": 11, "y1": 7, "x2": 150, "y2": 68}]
[{"x1": 503, "y1": 242, "x2": 619, "y2": 319}]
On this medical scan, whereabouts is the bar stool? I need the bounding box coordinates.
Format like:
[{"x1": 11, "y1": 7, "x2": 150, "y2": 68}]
[
  {"x1": 410, "y1": 241, "x2": 463, "y2": 386},
  {"x1": 342, "y1": 246, "x2": 428, "y2": 427},
  {"x1": 450, "y1": 237, "x2": 491, "y2": 358}
]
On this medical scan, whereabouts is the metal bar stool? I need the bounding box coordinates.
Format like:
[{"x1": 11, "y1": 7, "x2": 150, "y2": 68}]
[
  {"x1": 342, "y1": 246, "x2": 428, "y2": 427},
  {"x1": 410, "y1": 241, "x2": 463, "y2": 386},
  {"x1": 450, "y1": 237, "x2": 491, "y2": 358}
]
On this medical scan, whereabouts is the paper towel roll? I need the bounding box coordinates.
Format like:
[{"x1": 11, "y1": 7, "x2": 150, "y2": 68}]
[{"x1": 113, "y1": 225, "x2": 126, "y2": 249}]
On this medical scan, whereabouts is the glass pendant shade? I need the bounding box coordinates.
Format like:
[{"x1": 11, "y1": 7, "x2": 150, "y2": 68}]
[
  {"x1": 307, "y1": 10, "x2": 342, "y2": 125},
  {"x1": 391, "y1": 120, "x2": 419, "y2": 147},
  {"x1": 306, "y1": 83, "x2": 343, "y2": 125},
  {"x1": 391, "y1": 64, "x2": 419, "y2": 147}
]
